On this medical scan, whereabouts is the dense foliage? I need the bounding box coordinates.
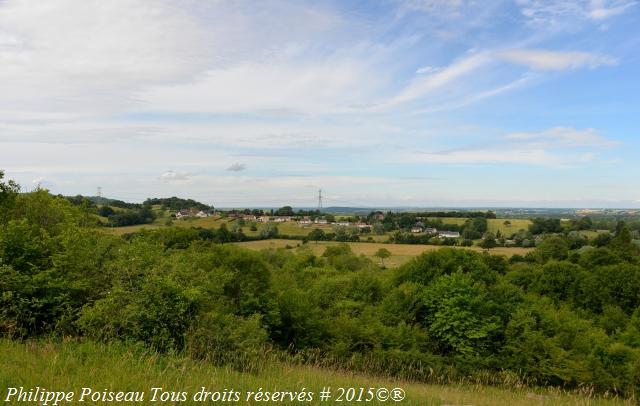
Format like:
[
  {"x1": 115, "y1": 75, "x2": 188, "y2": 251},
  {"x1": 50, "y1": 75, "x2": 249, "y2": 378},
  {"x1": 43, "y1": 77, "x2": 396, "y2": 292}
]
[
  {"x1": 143, "y1": 197, "x2": 212, "y2": 212},
  {"x1": 1, "y1": 173, "x2": 640, "y2": 397}
]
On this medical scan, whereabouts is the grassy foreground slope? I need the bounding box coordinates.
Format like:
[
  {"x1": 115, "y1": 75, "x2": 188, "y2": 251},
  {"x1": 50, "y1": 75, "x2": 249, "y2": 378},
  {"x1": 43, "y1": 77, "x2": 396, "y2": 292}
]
[{"x1": 0, "y1": 340, "x2": 630, "y2": 406}]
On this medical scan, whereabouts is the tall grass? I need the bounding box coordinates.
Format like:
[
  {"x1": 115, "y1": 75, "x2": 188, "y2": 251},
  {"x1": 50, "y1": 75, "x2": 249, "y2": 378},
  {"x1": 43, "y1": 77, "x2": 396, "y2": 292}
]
[{"x1": 0, "y1": 339, "x2": 633, "y2": 405}]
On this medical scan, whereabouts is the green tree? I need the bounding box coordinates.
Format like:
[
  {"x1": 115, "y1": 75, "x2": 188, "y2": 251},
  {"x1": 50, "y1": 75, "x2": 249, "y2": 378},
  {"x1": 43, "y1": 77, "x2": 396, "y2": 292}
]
[
  {"x1": 374, "y1": 248, "x2": 391, "y2": 267},
  {"x1": 308, "y1": 228, "x2": 326, "y2": 244},
  {"x1": 480, "y1": 233, "x2": 497, "y2": 249}
]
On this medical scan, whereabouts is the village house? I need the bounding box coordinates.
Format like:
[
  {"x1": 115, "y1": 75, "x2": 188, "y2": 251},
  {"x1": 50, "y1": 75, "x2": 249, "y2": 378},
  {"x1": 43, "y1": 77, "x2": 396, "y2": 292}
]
[
  {"x1": 314, "y1": 218, "x2": 328, "y2": 224},
  {"x1": 438, "y1": 231, "x2": 461, "y2": 238},
  {"x1": 336, "y1": 221, "x2": 350, "y2": 226},
  {"x1": 425, "y1": 227, "x2": 438, "y2": 234},
  {"x1": 356, "y1": 222, "x2": 371, "y2": 230},
  {"x1": 411, "y1": 226, "x2": 423, "y2": 233},
  {"x1": 298, "y1": 217, "x2": 313, "y2": 225},
  {"x1": 175, "y1": 209, "x2": 194, "y2": 219},
  {"x1": 196, "y1": 210, "x2": 209, "y2": 218},
  {"x1": 242, "y1": 214, "x2": 257, "y2": 221},
  {"x1": 258, "y1": 216, "x2": 270, "y2": 222}
]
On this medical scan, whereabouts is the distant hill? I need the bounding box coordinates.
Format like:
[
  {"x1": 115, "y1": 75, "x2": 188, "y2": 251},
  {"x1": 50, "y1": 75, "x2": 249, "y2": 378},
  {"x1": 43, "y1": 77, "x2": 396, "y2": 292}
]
[{"x1": 143, "y1": 197, "x2": 212, "y2": 211}]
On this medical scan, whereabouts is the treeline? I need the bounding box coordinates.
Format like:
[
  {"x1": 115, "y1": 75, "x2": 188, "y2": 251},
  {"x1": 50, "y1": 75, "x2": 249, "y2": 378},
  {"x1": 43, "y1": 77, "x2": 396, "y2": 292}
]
[
  {"x1": 3, "y1": 171, "x2": 640, "y2": 397},
  {"x1": 143, "y1": 197, "x2": 212, "y2": 211}
]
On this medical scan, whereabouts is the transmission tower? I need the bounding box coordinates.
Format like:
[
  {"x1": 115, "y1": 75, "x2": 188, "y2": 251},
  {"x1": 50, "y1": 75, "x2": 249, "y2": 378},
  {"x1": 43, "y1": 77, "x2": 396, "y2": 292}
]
[
  {"x1": 317, "y1": 189, "x2": 323, "y2": 210},
  {"x1": 97, "y1": 186, "x2": 102, "y2": 199}
]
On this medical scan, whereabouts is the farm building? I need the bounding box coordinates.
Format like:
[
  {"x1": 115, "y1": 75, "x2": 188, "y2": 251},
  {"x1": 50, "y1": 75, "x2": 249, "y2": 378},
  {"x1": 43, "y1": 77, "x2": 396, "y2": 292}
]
[
  {"x1": 438, "y1": 231, "x2": 461, "y2": 238},
  {"x1": 411, "y1": 227, "x2": 423, "y2": 233}
]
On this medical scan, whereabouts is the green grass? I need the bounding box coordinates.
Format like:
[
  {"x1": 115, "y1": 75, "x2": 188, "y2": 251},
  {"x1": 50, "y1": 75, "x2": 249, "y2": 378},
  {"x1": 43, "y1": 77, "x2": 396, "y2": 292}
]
[
  {"x1": 0, "y1": 339, "x2": 631, "y2": 405},
  {"x1": 233, "y1": 239, "x2": 533, "y2": 268},
  {"x1": 426, "y1": 218, "x2": 532, "y2": 236},
  {"x1": 488, "y1": 219, "x2": 532, "y2": 235}
]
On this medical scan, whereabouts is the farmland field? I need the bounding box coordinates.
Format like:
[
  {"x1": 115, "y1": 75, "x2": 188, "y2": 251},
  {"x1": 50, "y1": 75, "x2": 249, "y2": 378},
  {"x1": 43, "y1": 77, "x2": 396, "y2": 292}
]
[
  {"x1": 426, "y1": 218, "x2": 532, "y2": 235},
  {"x1": 1, "y1": 339, "x2": 629, "y2": 406},
  {"x1": 233, "y1": 239, "x2": 533, "y2": 268}
]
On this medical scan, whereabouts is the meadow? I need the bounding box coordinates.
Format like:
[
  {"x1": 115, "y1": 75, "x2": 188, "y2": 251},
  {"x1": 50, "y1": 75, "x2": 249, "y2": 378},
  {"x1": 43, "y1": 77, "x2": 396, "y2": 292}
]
[
  {"x1": 428, "y1": 217, "x2": 533, "y2": 235},
  {"x1": 234, "y1": 239, "x2": 533, "y2": 267},
  {"x1": 0, "y1": 339, "x2": 631, "y2": 406}
]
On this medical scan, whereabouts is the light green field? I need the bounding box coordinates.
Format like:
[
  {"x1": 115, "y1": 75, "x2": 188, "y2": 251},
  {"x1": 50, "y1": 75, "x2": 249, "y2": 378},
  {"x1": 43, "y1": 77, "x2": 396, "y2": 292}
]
[
  {"x1": 488, "y1": 219, "x2": 532, "y2": 235},
  {"x1": 0, "y1": 340, "x2": 629, "y2": 406},
  {"x1": 233, "y1": 239, "x2": 533, "y2": 268},
  {"x1": 106, "y1": 216, "x2": 534, "y2": 239}
]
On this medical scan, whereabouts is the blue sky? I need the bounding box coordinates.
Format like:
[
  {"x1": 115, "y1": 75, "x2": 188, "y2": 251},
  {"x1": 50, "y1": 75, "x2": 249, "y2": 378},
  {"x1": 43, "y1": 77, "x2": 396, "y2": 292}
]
[{"x1": 1, "y1": 0, "x2": 639, "y2": 207}]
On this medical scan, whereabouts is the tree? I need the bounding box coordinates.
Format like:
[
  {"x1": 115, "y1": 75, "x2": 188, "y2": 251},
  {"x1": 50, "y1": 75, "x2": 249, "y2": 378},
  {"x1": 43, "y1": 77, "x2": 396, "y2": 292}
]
[
  {"x1": 275, "y1": 206, "x2": 294, "y2": 216},
  {"x1": 375, "y1": 248, "x2": 391, "y2": 267},
  {"x1": 535, "y1": 236, "x2": 569, "y2": 261},
  {"x1": 258, "y1": 223, "x2": 279, "y2": 239},
  {"x1": 0, "y1": 170, "x2": 19, "y2": 224},
  {"x1": 308, "y1": 228, "x2": 326, "y2": 244},
  {"x1": 480, "y1": 233, "x2": 497, "y2": 249}
]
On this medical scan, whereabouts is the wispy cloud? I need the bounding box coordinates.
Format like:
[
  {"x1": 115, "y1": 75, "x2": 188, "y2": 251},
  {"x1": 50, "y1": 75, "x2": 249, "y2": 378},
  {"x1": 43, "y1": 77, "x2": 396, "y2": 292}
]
[
  {"x1": 159, "y1": 171, "x2": 192, "y2": 182},
  {"x1": 505, "y1": 127, "x2": 620, "y2": 148},
  {"x1": 498, "y1": 49, "x2": 617, "y2": 70},
  {"x1": 517, "y1": 0, "x2": 637, "y2": 26},
  {"x1": 399, "y1": 127, "x2": 620, "y2": 166}
]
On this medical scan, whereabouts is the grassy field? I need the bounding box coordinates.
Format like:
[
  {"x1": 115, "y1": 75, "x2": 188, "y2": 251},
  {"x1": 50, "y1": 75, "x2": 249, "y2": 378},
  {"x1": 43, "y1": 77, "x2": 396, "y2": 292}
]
[
  {"x1": 233, "y1": 239, "x2": 533, "y2": 268},
  {"x1": 488, "y1": 218, "x2": 532, "y2": 235},
  {"x1": 105, "y1": 216, "x2": 534, "y2": 240},
  {"x1": 0, "y1": 339, "x2": 630, "y2": 406},
  {"x1": 426, "y1": 218, "x2": 532, "y2": 236}
]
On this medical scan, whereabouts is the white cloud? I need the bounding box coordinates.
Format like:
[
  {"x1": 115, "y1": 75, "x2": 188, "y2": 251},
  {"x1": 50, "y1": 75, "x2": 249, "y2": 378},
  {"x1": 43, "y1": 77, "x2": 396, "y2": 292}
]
[
  {"x1": 399, "y1": 127, "x2": 619, "y2": 166},
  {"x1": 384, "y1": 52, "x2": 492, "y2": 107},
  {"x1": 517, "y1": 0, "x2": 637, "y2": 26},
  {"x1": 159, "y1": 171, "x2": 192, "y2": 182},
  {"x1": 498, "y1": 49, "x2": 617, "y2": 70},
  {"x1": 505, "y1": 127, "x2": 619, "y2": 147}
]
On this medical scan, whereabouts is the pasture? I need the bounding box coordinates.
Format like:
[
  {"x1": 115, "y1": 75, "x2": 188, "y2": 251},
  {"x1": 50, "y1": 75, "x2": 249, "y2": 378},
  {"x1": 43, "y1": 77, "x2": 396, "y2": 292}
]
[
  {"x1": 426, "y1": 217, "x2": 532, "y2": 236},
  {"x1": 233, "y1": 239, "x2": 533, "y2": 268},
  {"x1": 0, "y1": 339, "x2": 630, "y2": 406}
]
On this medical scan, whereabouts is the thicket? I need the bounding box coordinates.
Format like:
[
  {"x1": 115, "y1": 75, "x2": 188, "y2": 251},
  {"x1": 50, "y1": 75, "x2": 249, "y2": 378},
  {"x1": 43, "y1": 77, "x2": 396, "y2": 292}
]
[{"x1": 1, "y1": 171, "x2": 640, "y2": 397}]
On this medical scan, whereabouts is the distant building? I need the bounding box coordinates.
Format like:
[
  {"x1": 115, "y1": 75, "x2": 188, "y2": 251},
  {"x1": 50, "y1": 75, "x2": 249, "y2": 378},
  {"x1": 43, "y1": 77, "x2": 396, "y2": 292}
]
[
  {"x1": 411, "y1": 227, "x2": 423, "y2": 233},
  {"x1": 258, "y1": 216, "x2": 270, "y2": 222},
  {"x1": 299, "y1": 217, "x2": 313, "y2": 225},
  {"x1": 336, "y1": 221, "x2": 351, "y2": 226},
  {"x1": 176, "y1": 209, "x2": 194, "y2": 219},
  {"x1": 438, "y1": 231, "x2": 461, "y2": 238},
  {"x1": 273, "y1": 216, "x2": 291, "y2": 222},
  {"x1": 242, "y1": 214, "x2": 257, "y2": 221},
  {"x1": 425, "y1": 227, "x2": 438, "y2": 234},
  {"x1": 314, "y1": 218, "x2": 328, "y2": 224},
  {"x1": 356, "y1": 223, "x2": 371, "y2": 230},
  {"x1": 196, "y1": 210, "x2": 209, "y2": 218}
]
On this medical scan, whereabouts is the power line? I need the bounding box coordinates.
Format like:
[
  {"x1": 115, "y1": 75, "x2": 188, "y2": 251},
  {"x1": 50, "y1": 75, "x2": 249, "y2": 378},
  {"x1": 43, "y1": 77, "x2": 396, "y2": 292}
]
[{"x1": 317, "y1": 189, "x2": 323, "y2": 210}]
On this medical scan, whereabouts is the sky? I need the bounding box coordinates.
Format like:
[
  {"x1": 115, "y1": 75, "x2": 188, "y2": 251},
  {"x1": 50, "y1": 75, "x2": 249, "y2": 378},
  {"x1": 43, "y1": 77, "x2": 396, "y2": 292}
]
[{"x1": 1, "y1": 0, "x2": 639, "y2": 208}]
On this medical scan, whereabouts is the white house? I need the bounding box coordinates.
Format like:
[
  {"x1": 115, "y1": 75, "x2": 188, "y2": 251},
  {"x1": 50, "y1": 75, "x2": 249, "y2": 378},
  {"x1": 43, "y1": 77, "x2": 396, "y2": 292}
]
[
  {"x1": 438, "y1": 231, "x2": 461, "y2": 238},
  {"x1": 196, "y1": 211, "x2": 209, "y2": 218},
  {"x1": 411, "y1": 227, "x2": 423, "y2": 233},
  {"x1": 314, "y1": 218, "x2": 328, "y2": 224}
]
